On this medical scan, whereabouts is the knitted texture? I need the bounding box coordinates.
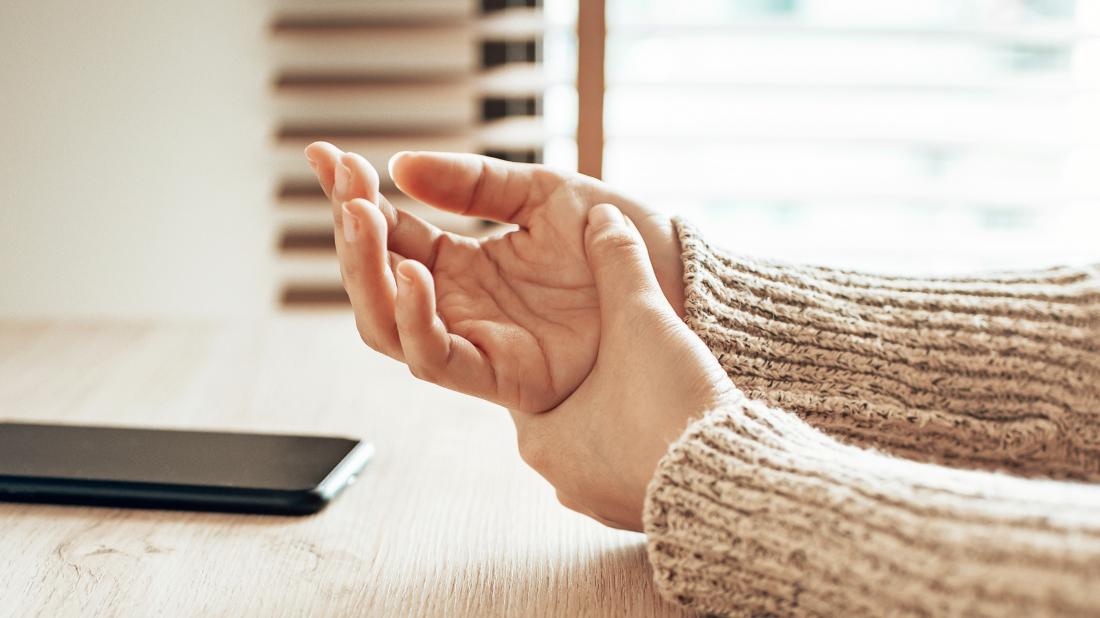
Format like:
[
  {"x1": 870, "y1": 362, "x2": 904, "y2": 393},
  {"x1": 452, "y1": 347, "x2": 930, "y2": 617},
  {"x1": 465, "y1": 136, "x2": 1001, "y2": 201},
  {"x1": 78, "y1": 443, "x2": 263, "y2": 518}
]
[
  {"x1": 644, "y1": 393, "x2": 1100, "y2": 617},
  {"x1": 643, "y1": 219, "x2": 1100, "y2": 616},
  {"x1": 673, "y1": 218, "x2": 1100, "y2": 480}
]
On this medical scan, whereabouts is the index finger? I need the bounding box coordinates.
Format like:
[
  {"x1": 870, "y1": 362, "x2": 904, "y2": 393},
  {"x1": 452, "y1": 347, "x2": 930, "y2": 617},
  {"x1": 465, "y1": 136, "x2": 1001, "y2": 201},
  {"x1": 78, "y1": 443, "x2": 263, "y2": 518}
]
[{"x1": 388, "y1": 151, "x2": 567, "y2": 227}]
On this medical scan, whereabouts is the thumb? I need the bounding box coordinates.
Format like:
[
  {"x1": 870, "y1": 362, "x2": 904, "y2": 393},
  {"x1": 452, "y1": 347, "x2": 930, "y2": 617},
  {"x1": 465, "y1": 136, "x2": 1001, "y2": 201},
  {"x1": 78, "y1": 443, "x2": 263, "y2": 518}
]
[{"x1": 584, "y1": 204, "x2": 672, "y2": 316}]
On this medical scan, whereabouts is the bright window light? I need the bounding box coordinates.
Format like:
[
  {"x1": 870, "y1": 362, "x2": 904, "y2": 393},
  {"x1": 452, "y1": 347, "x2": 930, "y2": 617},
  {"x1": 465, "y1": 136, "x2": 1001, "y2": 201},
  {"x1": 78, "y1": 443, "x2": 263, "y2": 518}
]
[{"x1": 604, "y1": 0, "x2": 1100, "y2": 274}]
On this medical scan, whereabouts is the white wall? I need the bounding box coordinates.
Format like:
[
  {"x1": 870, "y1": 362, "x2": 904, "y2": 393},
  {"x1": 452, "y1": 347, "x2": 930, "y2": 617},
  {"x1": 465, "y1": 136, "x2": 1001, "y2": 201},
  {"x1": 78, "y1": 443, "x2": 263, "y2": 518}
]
[{"x1": 0, "y1": 1, "x2": 274, "y2": 318}]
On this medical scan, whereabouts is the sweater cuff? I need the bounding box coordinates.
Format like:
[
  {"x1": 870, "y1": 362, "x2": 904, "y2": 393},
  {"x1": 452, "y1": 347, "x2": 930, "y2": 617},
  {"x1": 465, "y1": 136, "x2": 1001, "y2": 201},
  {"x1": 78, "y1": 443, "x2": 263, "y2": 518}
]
[
  {"x1": 642, "y1": 392, "x2": 1100, "y2": 617},
  {"x1": 669, "y1": 215, "x2": 1100, "y2": 481}
]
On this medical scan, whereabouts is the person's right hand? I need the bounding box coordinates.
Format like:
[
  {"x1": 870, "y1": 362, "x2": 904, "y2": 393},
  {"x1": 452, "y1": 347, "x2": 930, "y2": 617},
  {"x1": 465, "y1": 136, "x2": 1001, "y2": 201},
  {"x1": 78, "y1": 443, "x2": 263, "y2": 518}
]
[
  {"x1": 303, "y1": 143, "x2": 686, "y2": 414},
  {"x1": 513, "y1": 203, "x2": 733, "y2": 530}
]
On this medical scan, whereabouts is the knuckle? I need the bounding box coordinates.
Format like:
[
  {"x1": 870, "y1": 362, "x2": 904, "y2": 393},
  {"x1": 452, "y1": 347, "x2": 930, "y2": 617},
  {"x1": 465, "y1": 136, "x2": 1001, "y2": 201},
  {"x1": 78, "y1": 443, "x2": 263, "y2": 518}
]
[
  {"x1": 379, "y1": 340, "x2": 402, "y2": 360},
  {"x1": 354, "y1": 320, "x2": 379, "y2": 351},
  {"x1": 516, "y1": 431, "x2": 549, "y2": 471},
  {"x1": 406, "y1": 361, "x2": 437, "y2": 382},
  {"x1": 555, "y1": 491, "x2": 581, "y2": 513},
  {"x1": 593, "y1": 230, "x2": 640, "y2": 257},
  {"x1": 358, "y1": 331, "x2": 377, "y2": 351},
  {"x1": 340, "y1": 259, "x2": 360, "y2": 281}
]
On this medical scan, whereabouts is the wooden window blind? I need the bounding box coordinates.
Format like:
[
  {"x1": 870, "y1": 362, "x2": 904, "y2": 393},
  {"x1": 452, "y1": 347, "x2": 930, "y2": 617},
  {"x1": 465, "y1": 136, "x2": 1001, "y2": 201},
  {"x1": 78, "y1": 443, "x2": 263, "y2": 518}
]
[{"x1": 270, "y1": 0, "x2": 562, "y2": 308}]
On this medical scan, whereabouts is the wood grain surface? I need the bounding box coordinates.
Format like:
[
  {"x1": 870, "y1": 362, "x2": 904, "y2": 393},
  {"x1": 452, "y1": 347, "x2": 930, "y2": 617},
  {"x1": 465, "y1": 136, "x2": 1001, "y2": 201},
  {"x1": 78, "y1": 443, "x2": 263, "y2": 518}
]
[{"x1": 0, "y1": 318, "x2": 686, "y2": 618}]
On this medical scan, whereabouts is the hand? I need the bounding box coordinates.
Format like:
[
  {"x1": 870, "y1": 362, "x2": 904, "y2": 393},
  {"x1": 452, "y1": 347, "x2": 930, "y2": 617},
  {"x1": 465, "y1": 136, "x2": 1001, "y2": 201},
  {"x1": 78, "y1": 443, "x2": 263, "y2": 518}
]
[
  {"x1": 304, "y1": 145, "x2": 730, "y2": 529},
  {"x1": 303, "y1": 143, "x2": 685, "y2": 413},
  {"x1": 514, "y1": 204, "x2": 733, "y2": 530}
]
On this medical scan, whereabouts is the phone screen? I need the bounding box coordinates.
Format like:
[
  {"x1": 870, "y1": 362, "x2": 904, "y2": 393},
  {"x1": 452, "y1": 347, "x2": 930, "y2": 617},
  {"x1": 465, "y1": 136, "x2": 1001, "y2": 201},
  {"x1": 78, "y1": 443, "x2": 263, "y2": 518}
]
[{"x1": 0, "y1": 422, "x2": 372, "y2": 514}]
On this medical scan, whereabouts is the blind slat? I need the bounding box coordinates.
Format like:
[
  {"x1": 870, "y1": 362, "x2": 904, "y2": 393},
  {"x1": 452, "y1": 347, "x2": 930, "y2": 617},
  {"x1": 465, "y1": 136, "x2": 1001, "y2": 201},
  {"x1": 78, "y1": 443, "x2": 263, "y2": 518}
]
[{"x1": 271, "y1": 0, "x2": 549, "y2": 307}]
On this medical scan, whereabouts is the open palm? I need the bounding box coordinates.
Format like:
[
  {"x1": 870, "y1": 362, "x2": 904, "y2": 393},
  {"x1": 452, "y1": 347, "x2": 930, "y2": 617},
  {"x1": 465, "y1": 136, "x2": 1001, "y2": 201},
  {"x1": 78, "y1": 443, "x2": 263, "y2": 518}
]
[{"x1": 304, "y1": 143, "x2": 682, "y2": 413}]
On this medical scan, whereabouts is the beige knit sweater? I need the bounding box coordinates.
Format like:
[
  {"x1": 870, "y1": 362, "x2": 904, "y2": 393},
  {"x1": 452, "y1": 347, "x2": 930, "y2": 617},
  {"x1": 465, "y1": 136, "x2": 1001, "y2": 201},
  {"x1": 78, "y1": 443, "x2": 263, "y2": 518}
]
[{"x1": 643, "y1": 219, "x2": 1100, "y2": 617}]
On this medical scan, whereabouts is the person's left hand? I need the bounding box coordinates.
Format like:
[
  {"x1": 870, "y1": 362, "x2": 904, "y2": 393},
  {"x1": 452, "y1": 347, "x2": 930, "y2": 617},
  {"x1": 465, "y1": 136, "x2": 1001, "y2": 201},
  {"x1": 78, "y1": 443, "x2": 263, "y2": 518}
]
[{"x1": 303, "y1": 142, "x2": 684, "y2": 414}]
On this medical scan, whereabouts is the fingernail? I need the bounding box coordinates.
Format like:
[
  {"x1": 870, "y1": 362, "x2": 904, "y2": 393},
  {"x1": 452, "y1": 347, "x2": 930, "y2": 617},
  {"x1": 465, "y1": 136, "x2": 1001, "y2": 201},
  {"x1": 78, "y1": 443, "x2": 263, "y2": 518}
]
[
  {"x1": 388, "y1": 151, "x2": 416, "y2": 179},
  {"x1": 377, "y1": 199, "x2": 398, "y2": 227},
  {"x1": 396, "y1": 265, "x2": 412, "y2": 282},
  {"x1": 334, "y1": 164, "x2": 351, "y2": 199},
  {"x1": 342, "y1": 203, "x2": 358, "y2": 243}
]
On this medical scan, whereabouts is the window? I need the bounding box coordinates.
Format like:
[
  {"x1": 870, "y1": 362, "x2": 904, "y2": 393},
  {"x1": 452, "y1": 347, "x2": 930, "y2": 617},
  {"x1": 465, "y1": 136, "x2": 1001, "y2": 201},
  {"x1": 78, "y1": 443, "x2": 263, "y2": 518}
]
[{"x1": 601, "y1": 0, "x2": 1100, "y2": 273}]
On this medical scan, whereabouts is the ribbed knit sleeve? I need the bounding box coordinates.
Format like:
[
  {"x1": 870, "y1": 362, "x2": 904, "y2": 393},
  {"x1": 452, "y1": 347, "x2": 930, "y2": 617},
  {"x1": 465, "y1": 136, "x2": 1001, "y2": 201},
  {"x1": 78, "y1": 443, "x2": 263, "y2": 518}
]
[
  {"x1": 673, "y1": 218, "x2": 1100, "y2": 480},
  {"x1": 644, "y1": 393, "x2": 1100, "y2": 617}
]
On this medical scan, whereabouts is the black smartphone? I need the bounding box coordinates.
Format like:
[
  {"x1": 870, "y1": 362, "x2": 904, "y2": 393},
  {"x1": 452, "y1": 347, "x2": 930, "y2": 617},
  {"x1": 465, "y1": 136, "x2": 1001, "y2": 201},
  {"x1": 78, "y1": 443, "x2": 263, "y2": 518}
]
[{"x1": 0, "y1": 421, "x2": 373, "y2": 515}]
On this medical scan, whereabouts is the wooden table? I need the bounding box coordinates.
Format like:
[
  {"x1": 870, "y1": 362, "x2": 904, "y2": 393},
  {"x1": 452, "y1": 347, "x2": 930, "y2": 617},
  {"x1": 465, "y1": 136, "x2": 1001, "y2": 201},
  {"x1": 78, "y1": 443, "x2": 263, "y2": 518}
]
[{"x1": 0, "y1": 319, "x2": 685, "y2": 617}]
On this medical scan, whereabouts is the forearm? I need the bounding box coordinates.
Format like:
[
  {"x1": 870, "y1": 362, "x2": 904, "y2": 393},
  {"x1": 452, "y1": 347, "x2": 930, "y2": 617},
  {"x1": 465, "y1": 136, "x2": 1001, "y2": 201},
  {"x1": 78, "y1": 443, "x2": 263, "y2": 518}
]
[
  {"x1": 644, "y1": 393, "x2": 1100, "y2": 617},
  {"x1": 674, "y1": 217, "x2": 1100, "y2": 479}
]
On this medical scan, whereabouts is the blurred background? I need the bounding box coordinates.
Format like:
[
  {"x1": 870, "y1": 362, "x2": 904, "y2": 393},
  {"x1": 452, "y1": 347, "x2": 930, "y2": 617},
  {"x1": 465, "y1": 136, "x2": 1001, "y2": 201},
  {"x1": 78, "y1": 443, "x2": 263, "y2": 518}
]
[{"x1": 1, "y1": 0, "x2": 1097, "y2": 319}]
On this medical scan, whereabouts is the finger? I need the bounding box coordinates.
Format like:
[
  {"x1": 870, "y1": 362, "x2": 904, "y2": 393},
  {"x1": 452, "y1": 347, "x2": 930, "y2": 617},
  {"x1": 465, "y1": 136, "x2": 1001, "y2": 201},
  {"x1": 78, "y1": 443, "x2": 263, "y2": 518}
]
[
  {"x1": 305, "y1": 144, "x2": 360, "y2": 298},
  {"x1": 343, "y1": 152, "x2": 449, "y2": 268},
  {"x1": 393, "y1": 260, "x2": 446, "y2": 370},
  {"x1": 332, "y1": 151, "x2": 374, "y2": 256},
  {"x1": 388, "y1": 151, "x2": 565, "y2": 227},
  {"x1": 393, "y1": 260, "x2": 498, "y2": 399},
  {"x1": 304, "y1": 141, "x2": 343, "y2": 201},
  {"x1": 342, "y1": 199, "x2": 403, "y2": 359},
  {"x1": 583, "y1": 203, "x2": 672, "y2": 317},
  {"x1": 308, "y1": 145, "x2": 377, "y2": 345},
  {"x1": 339, "y1": 151, "x2": 380, "y2": 202},
  {"x1": 332, "y1": 151, "x2": 367, "y2": 228}
]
